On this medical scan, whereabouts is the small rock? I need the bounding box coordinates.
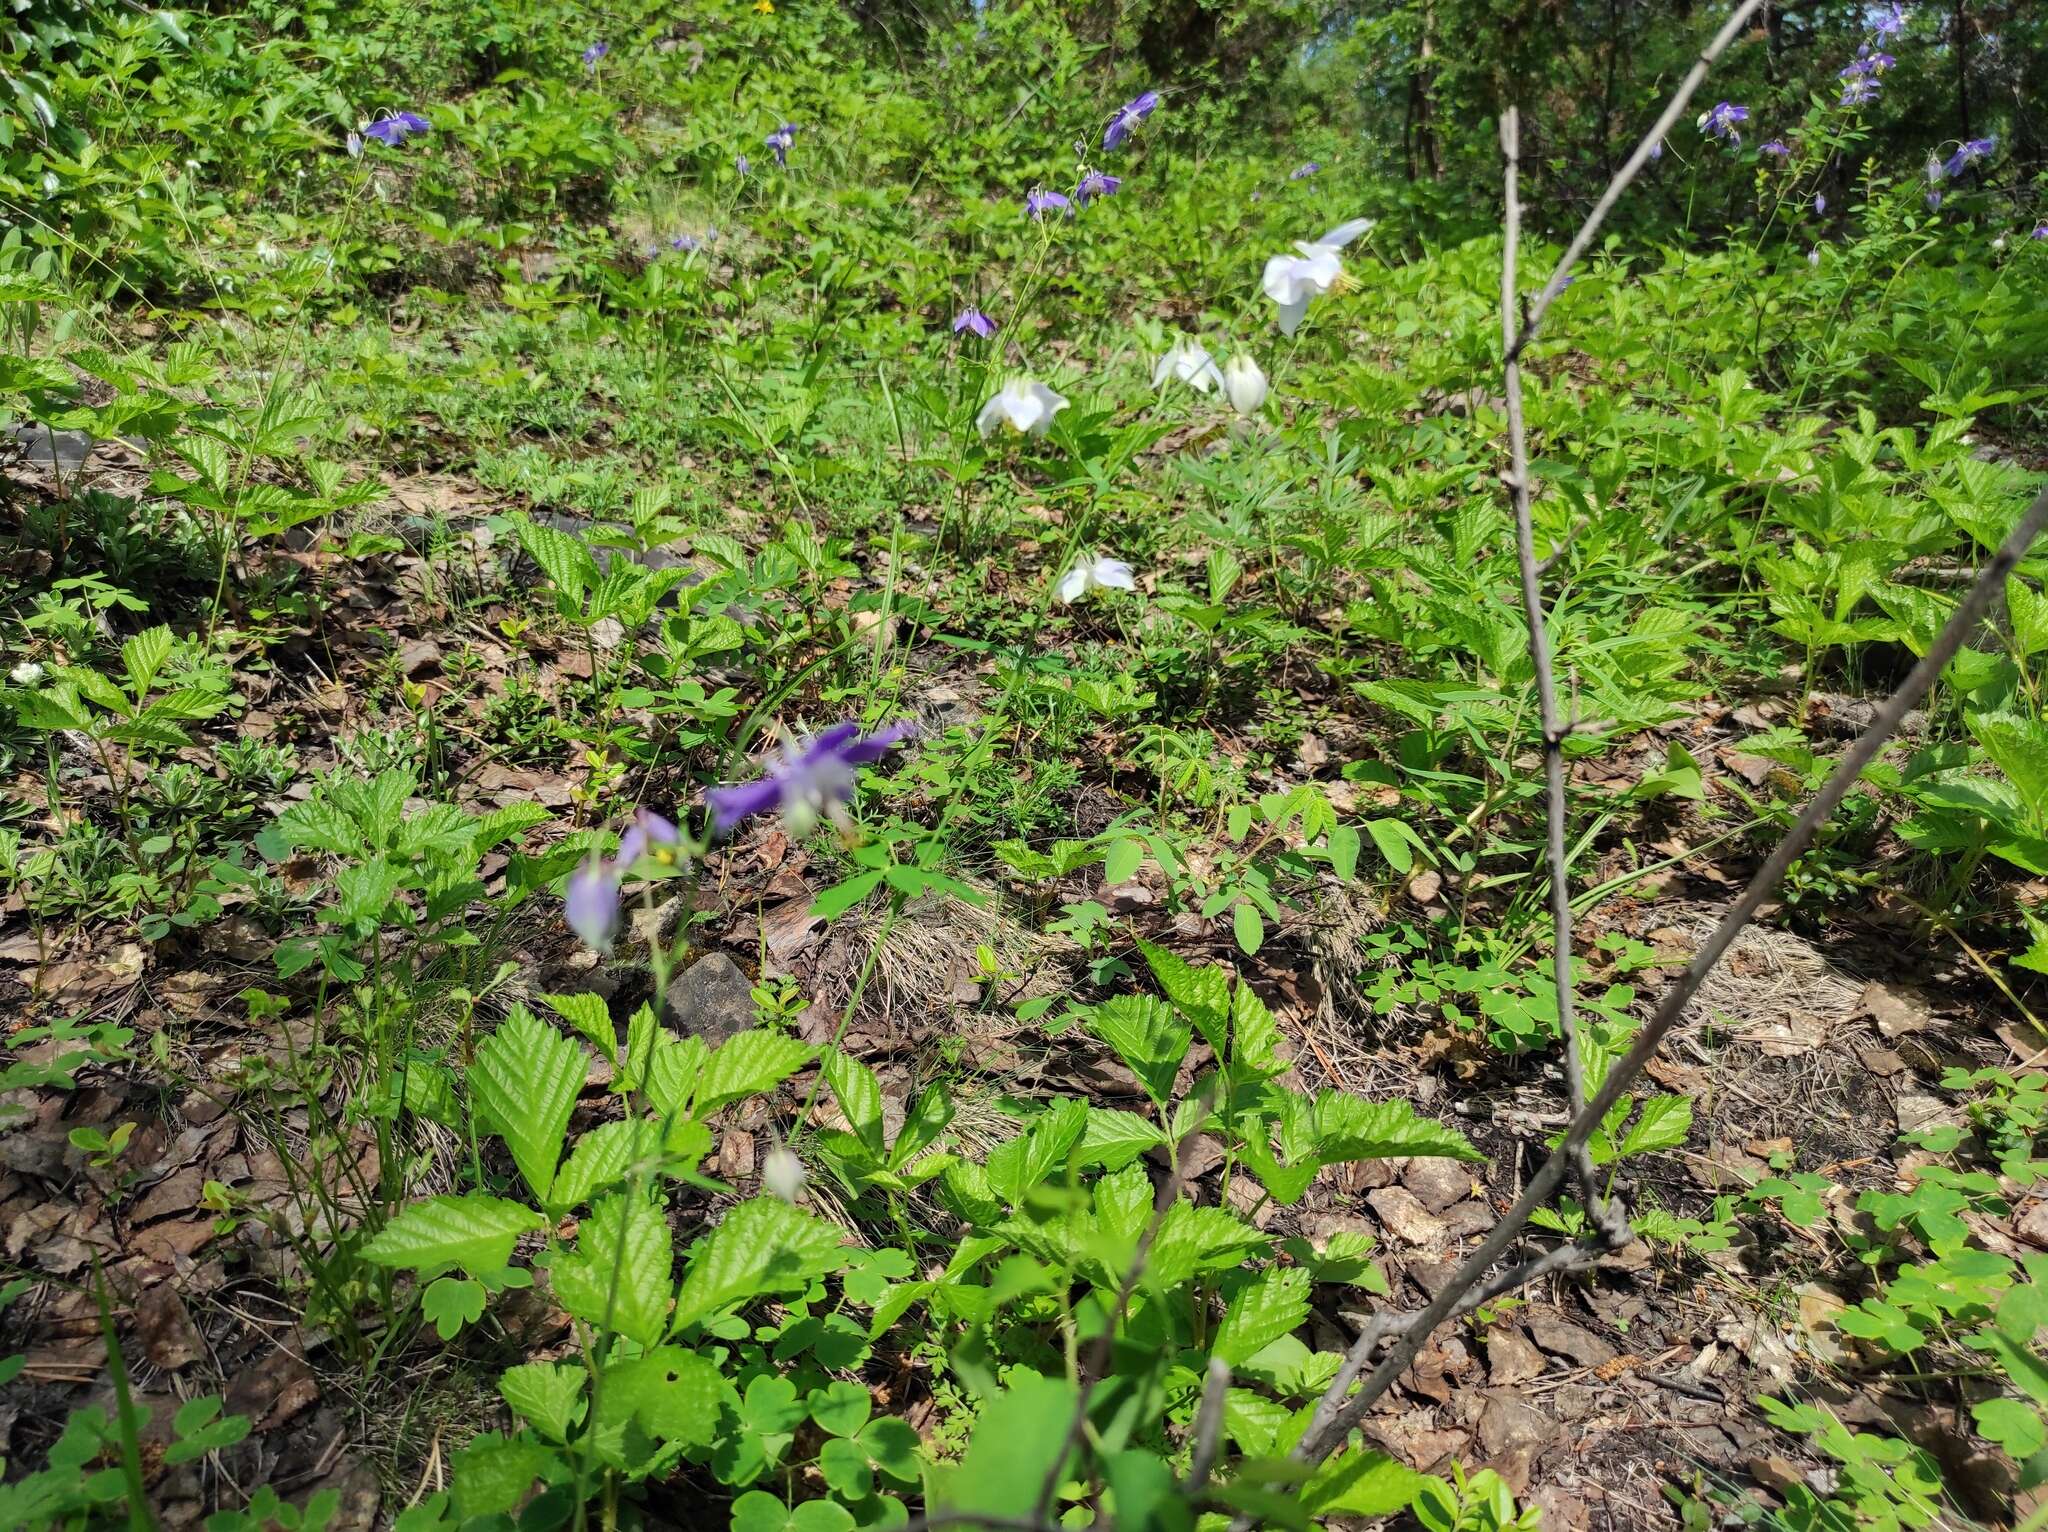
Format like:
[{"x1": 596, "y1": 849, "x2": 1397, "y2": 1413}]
[
  {"x1": 1748, "y1": 1455, "x2": 1806, "y2": 1497},
  {"x1": 133, "y1": 1284, "x2": 204, "y2": 1370},
  {"x1": 1407, "y1": 869, "x2": 1443, "y2": 904},
  {"x1": 2017, "y1": 1200, "x2": 2048, "y2": 1250},
  {"x1": 1367, "y1": 1186, "x2": 1447, "y2": 1248},
  {"x1": 1526, "y1": 1312, "x2": 1617, "y2": 1368},
  {"x1": 1792, "y1": 1283, "x2": 1852, "y2": 1366},
  {"x1": 1485, "y1": 1326, "x2": 1546, "y2": 1386},
  {"x1": 1895, "y1": 1092, "x2": 1954, "y2": 1136},
  {"x1": 1858, "y1": 1047, "x2": 1907, "y2": 1078},
  {"x1": 397, "y1": 639, "x2": 442, "y2": 678},
  {"x1": 1860, "y1": 980, "x2": 1936, "y2": 1039},
  {"x1": 662, "y1": 953, "x2": 757, "y2": 1044},
  {"x1": 1437, "y1": 1202, "x2": 1494, "y2": 1240},
  {"x1": 1475, "y1": 1393, "x2": 1555, "y2": 1493},
  {"x1": 1401, "y1": 1157, "x2": 1477, "y2": 1214}
]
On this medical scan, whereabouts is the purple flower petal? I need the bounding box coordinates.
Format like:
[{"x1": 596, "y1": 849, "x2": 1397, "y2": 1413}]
[
  {"x1": 566, "y1": 860, "x2": 620, "y2": 951},
  {"x1": 706, "y1": 776, "x2": 784, "y2": 835}
]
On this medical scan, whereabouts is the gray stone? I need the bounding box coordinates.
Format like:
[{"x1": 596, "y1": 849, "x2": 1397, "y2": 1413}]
[
  {"x1": 663, "y1": 952, "x2": 757, "y2": 1043},
  {"x1": 1526, "y1": 1311, "x2": 1618, "y2": 1368},
  {"x1": 1402, "y1": 1156, "x2": 1479, "y2": 1213}
]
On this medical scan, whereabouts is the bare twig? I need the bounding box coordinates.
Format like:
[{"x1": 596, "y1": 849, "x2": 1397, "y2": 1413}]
[
  {"x1": 1506, "y1": 0, "x2": 1770, "y2": 362},
  {"x1": 1500, "y1": 102, "x2": 1623, "y2": 1246},
  {"x1": 1183, "y1": 1356, "x2": 1232, "y2": 1497},
  {"x1": 1286, "y1": 0, "x2": 2044, "y2": 1469},
  {"x1": 1293, "y1": 481, "x2": 2048, "y2": 1469}
]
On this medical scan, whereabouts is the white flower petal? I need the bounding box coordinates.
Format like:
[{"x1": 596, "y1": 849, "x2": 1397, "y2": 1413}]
[
  {"x1": 1091, "y1": 558, "x2": 1136, "y2": 591},
  {"x1": 1056, "y1": 564, "x2": 1090, "y2": 603},
  {"x1": 1318, "y1": 216, "x2": 1375, "y2": 249},
  {"x1": 1274, "y1": 296, "x2": 1310, "y2": 336}
]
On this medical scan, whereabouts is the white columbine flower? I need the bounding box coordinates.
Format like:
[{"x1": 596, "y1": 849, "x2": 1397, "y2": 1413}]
[
  {"x1": 1056, "y1": 555, "x2": 1137, "y2": 604},
  {"x1": 976, "y1": 378, "x2": 1068, "y2": 437},
  {"x1": 1151, "y1": 334, "x2": 1222, "y2": 394},
  {"x1": 10, "y1": 661, "x2": 45, "y2": 686},
  {"x1": 1222, "y1": 355, "x2": 1268, "y2": 416},
  {"x1": 1261, "y1": 216, "x2": 1375, "y2": 336}
]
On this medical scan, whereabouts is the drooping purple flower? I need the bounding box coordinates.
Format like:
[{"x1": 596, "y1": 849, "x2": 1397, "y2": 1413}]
[
  {"x1": 736, "y1": 153, "x2": 751, "y2": 176},
  {"x1": 363, "y1": 110, "x2": 431, "y2": 147},
  {"x1": 2032, "y1": 222, "x2": 2048, "y2": 241},
  {"x1": 1289, "y1": 162, "x2": 1321, "y2": 180},
  {"x1": 952, "y1": 305, "x2": 997, "y2": 339},
  {"x1": 564, "y1": 808, "x2": 684, "y2": 951},
  {"x1": 1696, "y1": 100, "x2": 1748, "y2": 143},
  {"x1": 1102, "y1": 90, "x2": 1159, "y2": 151},
  {"x1": 705, "y1": 722, "x2": 915, "y2": 838},
  {"x1": 1872, "y1": 2, "x2": 1908, "y2": 37},
  {"x1": 1839, "y1": 76, "x2": 1881, "y2": 107},
  {"x1": 1808, "y1": 247, "x2": 1821, "y2": 267},
  {"x1": 1760, "y1": 139, "x2": 1791, "y2": 159},
  {"x1": 582, "y1": 40, "x2": 608, "y2": 71},
  {"x1": 670, "y1": 233, "x2": 699, "y2": 252},
  {"x1": 1943, "y1": 136, "x2": 1996, "y2": 177},
  {"x1": 1076, "y1": 170, "x2": 1121, "y2": 205},
  {"x1": 346, "y1": 131, "x2": 364, "y2": 158},
  {"x1": 1025, "y1": 187, "x2": 1072, "y2": 219},
  {"x1": 766, "y1": 123, "x2": 797, "y2": 167},
  {"x1": 1926, "y1": 188, "x2": 1944, "y2": 211},
  {"x1": 1813, "y1": 193, "x2": 1827, "y2": 214},
  {"x1": 1648, "y1": 139, "x2": 1663, "y2": 161}
]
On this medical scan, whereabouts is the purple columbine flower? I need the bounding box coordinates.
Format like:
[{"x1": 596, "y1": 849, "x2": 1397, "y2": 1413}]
[
  {"x1": 1696, "y1": 100, "x2": 1748, "y2": 143},
  {"x1": 2032, "y1": 223, "x2": 2048, "y2": 241},
  {"x1": 1841, "y1": 45, "x2": 1894, "y2": 78},
  {"x1": 1102, "y1": 90, "x2": 1159, "y2": 151},
  {"x1": 952, "y1": 305, "x2": 996, "y2": 339},
  {"x1": 363, "y1": 110, "x2": 431, "y2": 146},
  {"x1": 736, "y1": 152, "x2": 750, "y2": 176},
  {"x1": 766, "y1": 123, "x2": 796, "y2": 167},
  {"x1": 705, "y1": 722, "x2": 915, "y2": 839},
  {"x1": 1289, "y1": 161, "x2": 1321, "y2": 180},
  {"x1": 1926, "y1": 188, "x2": 1944, "y2": 211},
  {"x1": 1873, "y1": 2, "x2": 1908, "y2": 37},
  {"x1": 1760, "y1": 139, "x2": 1791, "y2": 158},
  {"x1": 565, "y1": 808, "x2": 684, "y2": 951},
  {"x1": 1839, "y1": 76, "x2": 1881, "y2": 107},
  {"x1": 1814, "y1": 192, "x2": 1827, "y2": 214},
  {"x1": 670, "y1": 233, "x2": 699, "y2": 252},
  {"x1": 346, "y1": 130, "x2": 364, "y2": 158},
  {"x1": 1943, "y1": 136, "x2": 1996, "y2": 177},
  {"x1": 1076, "y1": 170, "x2": 1121, "y2": 204},
  {"x1": 582, "y1": 40, "x2": 608, "y2": 71},
  {"x1": 1025, "y1": 186, "x2": 1072, "y2": 219},
  {"x1": 1649, "y1": 139, "x2": 1663, "y2": 161}
]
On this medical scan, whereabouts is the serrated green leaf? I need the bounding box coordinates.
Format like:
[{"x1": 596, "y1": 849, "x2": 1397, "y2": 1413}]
[
  {"x1": 1214, "y1": 1266, "x2": 1311, "y2": 1365},
  {"x1": 499, "y1": 1361, "x2": 586, "y2": 1443},
  {"x1": 472, "y1": 1006, "x2": 584, "y2": 1203},
  {"x1": 360, "y1": 1194, "x2": 543, "y2": 1275},
  {"x1": 1137, "y1": 939, "x2": 1232, "y2": 1054},
  {"x1": 671, "y1": 1197, "x2": 847, "y2": 1333},
  {"x1": 1086, "y1": 995, "x2": 1189, "y2": 1110},
  {"x1": 551, "y1": 1190, "x2": 674, "y2": 1347},
  {"x1": 693, "y1": 1030, "x2": 814, "y2": 1119},
  {"x1": 542, "y1": 992, "x2": 617, "y2": 1066}
]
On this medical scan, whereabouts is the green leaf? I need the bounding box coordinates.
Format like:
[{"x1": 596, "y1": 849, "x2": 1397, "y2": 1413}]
[
  {"x1": 1972, "y1": 713, "x2": 2048, "y2": 826},
  {"x1": 730, "y1": 1494, "x2": 856, "y2": 1532},
  {"x1": 591, "y1": 1346, "x2": 725, "y2": 1462},
  {"x1": 451, "y1": 1433, "x2": 553, "y2": 1518},
  {"x1": 1313, "y1": 1092, "x2": 1482, "y2": 1163},
  {"x1": 1137, "y1": 939, "x2": 1232, "y2": 1054},
  {"x1": 810, "y1": 1379, "x2": 873, "y2": 1436},
  {"x1": 1304, "y1": 1449, "x2": 1423, "y2": 1517},
  {"x1": 515, "y1": 515, "x2": 600, "y2": 603},
  {"x1": 120, "y1": 627, "x2": 173, "y2": 697},
  {"x1": 671, "y1": 1197, "x2": 847, "y2": 1333},
  {"x1": 550, "y1": 1118, "x2": 656, "y2": 1213},
  {"x1": 499, "y1": 1361, "x2": 586, "y2": 1443},
  {"x1": 1103, "y1": 836, "x2": 1144, "y2": 885},
  {"x1": 1364, "y1": 818, "x2": 1419, "y2": 874},
  {"x1": 541, "y1": 992, "x2": 617, "y2": 1067},
  {"x1": 421, "y1": 1276, "x2": 485, "y2": 1341},
  {"x1": 693, "y1": 1030, "x2": 815, "y2": 1119},
  {"x1": 1232, "y1": 900, "x2": 1265, "y2": 956},
  {"x1": 1974, "y1": 1397, "x2": 2046, "y2": 1458},
  {"x1": 928, "y1": 1370, "x2": 1078, "y2": 1522},
  {"x1": 1615, "y1": 1094, "x2": 1693, "y2": 1161},
  {"x1": 1076, "y1": 1106, "x2": 1169, "y2": 1171},
  {"x1": 824, "y1": 1048, "x2": 886, "y2": 1157},
  {"x1": 811, "y1": 869, "x2": 884, "y2": 919},
  {"x1": 1327, "y1": 822, "x2": 1361, "y2": 883},
  {"x1": 472, "y1": 1006, "x2": 585, "y2": 1204},
  {"x1": 551, "y1": 1190, "x2": 675, "y2": 1346},
  {"x1": 361, "y1": 1194, "x2": 544, "y2": 1275},
  {"x1": 1086, "y1": 995, "x2": 1190, "y2": 1110},
  {"x1": 1213, "y1": 1266, "x2": 1311, "y2": 1365}
]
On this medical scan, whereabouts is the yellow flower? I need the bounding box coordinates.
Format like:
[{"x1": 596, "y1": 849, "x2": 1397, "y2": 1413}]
[{"x1": 754, "y1": 0, "x2": 774, "y2": 12}]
